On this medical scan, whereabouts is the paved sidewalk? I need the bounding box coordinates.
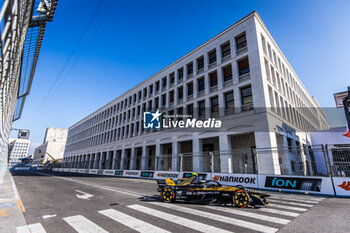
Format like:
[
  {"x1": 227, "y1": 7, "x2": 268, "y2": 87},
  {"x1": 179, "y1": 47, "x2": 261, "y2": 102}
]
[{"x1": 0, "y1": 170, "x2": 27, "y2": 233}]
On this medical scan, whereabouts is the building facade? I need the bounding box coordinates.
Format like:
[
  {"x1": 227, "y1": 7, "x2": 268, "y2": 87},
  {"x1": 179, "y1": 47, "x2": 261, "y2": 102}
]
[
  {"x1": 32, "y1": 127, "x2": 68, "y2": 164},
  {"x1": 63, "y1": 11, "x2": 329, "y2": 175},
  {"x1": 0, "y1": 0, "x2": 58, "y2": 180},
  {"x1": 8, "y1": 138, "x2": 30, "y2": 167}
]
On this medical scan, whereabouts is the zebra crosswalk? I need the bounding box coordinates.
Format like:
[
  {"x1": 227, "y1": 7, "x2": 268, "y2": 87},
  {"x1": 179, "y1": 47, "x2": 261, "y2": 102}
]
[{"x1": 16, "y1": 193, "x2": 325, "y2": 233}]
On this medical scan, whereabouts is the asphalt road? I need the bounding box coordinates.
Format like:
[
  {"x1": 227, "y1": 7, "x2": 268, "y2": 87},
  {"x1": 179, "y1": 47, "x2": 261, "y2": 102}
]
[{"x1": 10, "y1": 170, "x2": 350, "y2": 233}]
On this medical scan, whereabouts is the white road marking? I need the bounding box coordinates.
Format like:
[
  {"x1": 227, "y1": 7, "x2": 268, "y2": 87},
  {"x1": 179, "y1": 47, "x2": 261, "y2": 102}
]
[
  {"x1": 269, "y1": 203, "x2": 308, "y2": 212},
  {"x1": 268, "y1": 194, "x2": 325, "y2": 201},
  {"x1": 269, "y1": 199, "x2": 314, "y2": 207},
  {"x1": 149, "y1": 202, "x2": 278, "y2": 233},
  {"x1": 75, "y1": 190, "x2": 94, "y2": 200},
  {"x1": 268, "y1": 196, "x2": 320, "y2": 204},
  {"x1": 257, "y1": 207, "x2": 300, "y2": 217},
  {"x1": 42, "y1": 214, "x2": 57, "y2": 219},
  {"x1": 128, "y1": 204, "x2": 233, "y2": 233},
  {"x1": 205, "y1": 206, "x2": 291, "y2": 225},
  {"x1": 63, "y1": 215, "x2": 108, "y2": 233},
  {"x1": 17, "y1": 223, "x2": 46, "y2": 233},
  {"x1": 99, "y1": 208, "x2": 170, "y2": 233}
]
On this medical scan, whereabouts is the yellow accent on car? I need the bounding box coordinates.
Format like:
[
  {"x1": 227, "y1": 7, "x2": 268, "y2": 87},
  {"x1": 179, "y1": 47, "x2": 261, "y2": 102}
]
[{"x1": 165, "y1": 179, "x2": 175, "y2": 186}]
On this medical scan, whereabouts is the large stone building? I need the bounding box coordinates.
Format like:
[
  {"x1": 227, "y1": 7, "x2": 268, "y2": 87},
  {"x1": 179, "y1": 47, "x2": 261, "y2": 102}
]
[
  {"x1": 0, "y1": 0, "x2": 58, "y2": 180},
  {"x1": 33, "y1": 127, "x2": 68, "y2": 164},
  {"x1": 63, "y1": 11, "x2": 329, "y2": 175},
  {"x1": 8, "y1": 138, "x2": 30, "y2": 168}
]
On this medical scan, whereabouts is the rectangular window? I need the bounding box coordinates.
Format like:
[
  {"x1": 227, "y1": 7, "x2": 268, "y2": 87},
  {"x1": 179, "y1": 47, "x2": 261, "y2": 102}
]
[
  {"x1": 162, "y1": 94, "x2": 166, "y2": 106},
  {"x1": 261, "y1": 34, "x2": 266, "y2": 54},
  {"x1": 169, "y1": 72, "x2": 175, "y2": 85},
  {"x1": 187, "y1": 62, "x2": 193, "y2": 75},
  {"x1": 187, "y1": 104, "x2": 193, "y2": 118},
  {"x1": 187, "y1": 82, "x2": 193, "y2": 96},
  {"x1": 241, "y1": 86, "x2": 253, "y2": 106},
  {"x1": 235, "y1": 33, "x2": 247, "y2": 51},
  {"x1": 225, "y1": 91, "x2": 234, "y2": 109},
  {"x1": 162, "y1": 77, "x2": 167, "y2": 88},
  {"x1": 264, "y1": 58, "x2": 270, "y2": 81},
  {"x1": 209, "y1": 71, "x2": 218, "y2": 87},
  {"x1": 138, "y1": 91, "x2": 142, "y2": 100},
  {"x1": 178, "y1": 86, "x2": 183, "y2": 100},
  {"x1": 223, "y1": 64, "x2": 232, "y2": 82},
  {"x1": 149, "y1": 85, "x2": 153, "y2": 95},
  {"x1": 178, "y1": 68, "x2": 183, "y2": 81},
  {"x1": 169, "y1": 90, "x2": 174, "y2": 103},
  {"x1": 197, "y1": 56, "x2": 204, "y2": 71},
  {"x1": 155, "y1": 81, "x2": 159, "y2": 92},
  {"x1": 238, "y1": 57, "x2": 250, "y2": 76},
  {"x1": 221, "y1": 42, "x2": 231, "y2": 58},
  {"x1": 208, "y1": 50, "x2": 216, "y2": 64},
  {"x1": 198, "y1": 100, "x2": 206, "y2": 118},
  {"x1": 211, "y1": 96, "x2": 219, "y2": 113},
  {"x1": 143, "y1": 88, "x2": 147, "y2": 98},
  {"x1": 154, "y1": 97, "x2": 159, "y2": 109},
  {"x1": 177, "y1": 107, "x2": 183, "y2": 120},
  {"x1": 197, "y1": 77, "x2": 205, "y2": 92}
]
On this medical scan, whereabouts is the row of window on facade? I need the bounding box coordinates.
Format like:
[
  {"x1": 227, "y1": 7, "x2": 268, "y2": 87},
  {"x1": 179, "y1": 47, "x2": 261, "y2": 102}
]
[
  {"x1": 261, "y1": 33, "x2": 319, "y2": 120},
  {"x1": 66, "y1": 86, "x2": 253, "y2": 150},
  {"x1": 68, "y1": 33, "x2": 248, "y2": 137}
]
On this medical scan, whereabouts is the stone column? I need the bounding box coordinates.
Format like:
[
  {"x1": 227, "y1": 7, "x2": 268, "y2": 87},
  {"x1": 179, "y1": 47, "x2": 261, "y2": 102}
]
[
  {"x1": 172, "y1": 138, "x2": 180, "y2": 171},
  {"x1": 192, "y1": 133, "x2": 203, "y2": 172},
  {"x1": 219, "y1": 134, "x2": 232, "y2": 173}
]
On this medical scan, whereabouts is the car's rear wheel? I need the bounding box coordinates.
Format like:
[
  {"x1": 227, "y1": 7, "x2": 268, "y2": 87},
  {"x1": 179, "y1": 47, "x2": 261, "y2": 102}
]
[
  {"x1": 160, "y1": 187, "x2": 175, "y2": 203},
  {"x1": 233, "y1": 190, "x2": 250, "y2": 208}
]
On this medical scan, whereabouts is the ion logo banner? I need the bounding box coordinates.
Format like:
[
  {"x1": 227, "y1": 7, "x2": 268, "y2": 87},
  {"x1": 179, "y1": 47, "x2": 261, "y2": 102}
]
[
  {"x1": 143, "y1": 110, "x2": 162, "y2": 129},
  {"x1": 265, "y1": 176, "x2": 322, "y2": 192}
]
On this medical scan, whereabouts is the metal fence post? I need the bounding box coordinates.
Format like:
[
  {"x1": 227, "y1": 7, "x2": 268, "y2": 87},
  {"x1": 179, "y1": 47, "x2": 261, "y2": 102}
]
[{"x1": 323, "y1": 144, "x2": 337, "y2": 197}]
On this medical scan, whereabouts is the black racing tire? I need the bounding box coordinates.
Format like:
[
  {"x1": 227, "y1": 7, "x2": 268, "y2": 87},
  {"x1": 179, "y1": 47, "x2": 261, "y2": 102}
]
[
  {"x1": 160, "y1": 186, "x2": 176, "y2": 203},
  {"x1": 233, "y1": 190, "x2": 250, "y2": 208}
]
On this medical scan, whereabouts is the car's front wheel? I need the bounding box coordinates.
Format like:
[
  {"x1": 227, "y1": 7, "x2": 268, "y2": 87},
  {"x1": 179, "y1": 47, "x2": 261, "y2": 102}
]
[
  {"x1": 233, "y1": 190, "x2": 250, "y2": 208},
  {"x1": 160, "y1": 186, "x2": 176, "y2": 203}
]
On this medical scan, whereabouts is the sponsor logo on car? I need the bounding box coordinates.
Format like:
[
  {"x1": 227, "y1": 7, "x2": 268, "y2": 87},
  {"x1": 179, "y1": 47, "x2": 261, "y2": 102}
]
[
  {"x1": 157, "y1": 172, "x2": 179, "y2": 178},
  {"x1": 213, "y1": 175, "x2": 256, "y2": 184},
  {"x1": 265, "y1": 176, "x2": 322, "y2": 192},
  {"x1": 338, "y1": 181, "x2": 350, "y2": 191}
]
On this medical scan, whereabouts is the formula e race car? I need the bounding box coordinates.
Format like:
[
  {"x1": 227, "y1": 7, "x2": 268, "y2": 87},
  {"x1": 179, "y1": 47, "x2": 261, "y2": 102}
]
[{"x1": 157, "y1": 173, "x2": 269, "y2": 208}]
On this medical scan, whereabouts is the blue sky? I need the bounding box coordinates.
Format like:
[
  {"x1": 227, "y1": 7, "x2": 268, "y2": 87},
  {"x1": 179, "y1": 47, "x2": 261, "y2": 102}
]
[{"x1": 11, "y1": 0, "x2": 350, "y2": 153}]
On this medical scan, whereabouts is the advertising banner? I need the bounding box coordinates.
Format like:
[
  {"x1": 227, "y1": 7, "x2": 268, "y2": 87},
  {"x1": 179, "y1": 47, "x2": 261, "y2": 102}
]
[
  {"x1": 210, "y1": 173, "x2": 258, "y2": 188},
  {"x1": 89, "y1": 169, "x2": 98, "y2": 174},
  {"x1": 140, "y1": 171, "x2": 155, "y2": 178},
  {"x1": 258, "y1": 175, "x2": 335, "y2": 196},
  {"x1": 333, "y1": 177, "x2": 350, "y2": 197},
  {"x1": 64, "y1": 168, "x2": 70, "y2": 172},
  {"x1": 114, "y1": 170, "x2": 123, "y2": 176},
  {"x1": 78, "y1": 169, "x2": 85, "y2": 173},
  {"x1": 70, "y1": 168, "x2": 77, "y2": 172},
  {"x1": 123, "y1": 170, "x2": 140, "y2": 177},
  {"x1": 103, "y1": 170, "x2": 115, "y2": 176},
  {"x1": 154, "y1": 171, "x2": 180, "y2": 180},
  {"x1": 97, "y1": 169, "x2": 104, "y2": 175}
]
